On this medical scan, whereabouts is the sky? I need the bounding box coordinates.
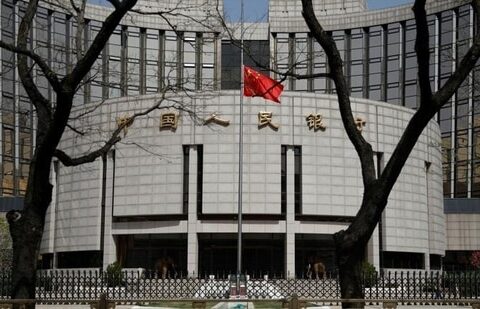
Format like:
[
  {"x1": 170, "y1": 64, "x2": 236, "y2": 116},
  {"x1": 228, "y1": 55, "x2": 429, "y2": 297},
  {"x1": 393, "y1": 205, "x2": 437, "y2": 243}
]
[{"x1": 223, "y1": 0, "x2": 414, "y2": 22}]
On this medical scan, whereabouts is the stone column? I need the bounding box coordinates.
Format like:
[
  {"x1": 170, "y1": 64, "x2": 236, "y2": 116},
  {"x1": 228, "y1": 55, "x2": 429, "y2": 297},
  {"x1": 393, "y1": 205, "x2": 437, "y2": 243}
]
[
  {"x1": 187, "y1": 146, "x2": 199, "y2": 276},
  {"x1": 285, "y1": 147, "x2": 296, "y2": 278},
  {"x1": 366, "y1": 225, "x2": 380, "y2": 270},
  {"x1": 103, "y1": 150, "x2": 116, "y2": 268}
]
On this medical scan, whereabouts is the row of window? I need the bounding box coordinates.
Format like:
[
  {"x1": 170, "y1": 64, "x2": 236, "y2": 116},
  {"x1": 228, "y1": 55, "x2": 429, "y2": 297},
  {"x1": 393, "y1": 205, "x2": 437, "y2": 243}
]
[
  {"x1": 1, "y1": 1, "x2": 218, "y2": 104},
  {"x1": 270, "y1": 7, "x2": 471, "y2": 106},
  {"x1": 0, "y1": 1, "x2": 471, "y2": 105},
  {"x1": 41, "y1": 233, "x2": 442, "y2": 271},
  {"x1": 1, "y1": 1, "x2": 479, "y2": 198}
]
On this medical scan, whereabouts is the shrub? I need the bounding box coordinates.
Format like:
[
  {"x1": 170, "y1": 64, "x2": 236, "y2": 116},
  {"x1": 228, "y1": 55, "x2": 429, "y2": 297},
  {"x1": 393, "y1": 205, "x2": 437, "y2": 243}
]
[
  {"x1": 106, "y1": 261, "x2": 123, "y2": 287},
  {"x1": 470, "y1": 251, "x2": 480, "y2": 270},
  {"x1": 361, "y1": 261, "x2": 378, "y2": 288},
  {"x1": 0, "y1": 218, "x2": 12, "y2": 269}
]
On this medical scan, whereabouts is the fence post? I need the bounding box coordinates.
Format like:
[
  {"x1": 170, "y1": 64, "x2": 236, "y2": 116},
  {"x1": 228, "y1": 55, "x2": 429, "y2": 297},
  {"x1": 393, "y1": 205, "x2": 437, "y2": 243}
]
[
  {"x1": 92, "y1": 293, "x2": 115, "y2": 309},
  {"x1": 289, "y1": 293, "x2": 299, "y2": 309},
  {"x1": 99, "y1": 293, "x2": 107, "y2": 309}
]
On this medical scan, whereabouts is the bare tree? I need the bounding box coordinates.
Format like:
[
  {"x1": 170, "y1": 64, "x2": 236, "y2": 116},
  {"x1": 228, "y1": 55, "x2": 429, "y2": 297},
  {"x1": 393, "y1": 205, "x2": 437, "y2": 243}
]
[
  {"x1": 300, "y1": 0, "x2": 480, "y2": 307},
  {"x1": 0, "y1": 0, "x2": 209, "y2": 305},
  {"x1": 0, "y1": 0, "x2": 139, "y2": 304}
]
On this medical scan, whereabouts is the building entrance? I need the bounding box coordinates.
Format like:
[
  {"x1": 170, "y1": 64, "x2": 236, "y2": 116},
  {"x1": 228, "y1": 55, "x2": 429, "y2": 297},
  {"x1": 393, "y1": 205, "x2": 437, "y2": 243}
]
[
  {"x1": 115, "y1": 234, "x2": 187, "y2": 274},
  {"x1": 295, "y1": 234, "x2": 336, "y2": 278},
  {"x1": 198, "y1": 233, "x2": 285, "y2": 278}
]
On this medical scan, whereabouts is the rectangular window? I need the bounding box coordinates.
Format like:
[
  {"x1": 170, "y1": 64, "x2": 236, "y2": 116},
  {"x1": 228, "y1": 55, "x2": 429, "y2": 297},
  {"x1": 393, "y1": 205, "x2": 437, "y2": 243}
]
[
  {"x1": 281, "y1": 145, "x2": 302, "y2": 215},
  {"x1": 455, "y1": 129, "x2": 468, "y2": 197},
  {"x1": 108, "y1": 27, "x2": 122, "y2": 98},
  {"x1": 164, "y1": 31, "x2": 177, "y2": 84},
  {"x1": 182, "y1": 145, "x2": 190, "y2": 214},
  {"x1": 52, "y1": 12, "x2": 67, "y2": 77},
  {"x1": 313, "y1": 42, "x2": 328, "y2": 93},
  {"x1": 202, "y1": 33, "x2": 216, "y2": 90},
  {"x1": 87, "y1": 21, "x2": 104, "y2": 102},
  {"x1": 197, "y1": 145, "x2": 203, "y2": 215},
  {"x1": 281, "y1": 145, "x2": 287, "y2": 214},
  {"x1": 183, "y1": 32, "x2": 197, "y2": 90},
  {"x1": 386, "y1": 23, "x2": 401, "y2": 105},
  {"x1": 183, "y1": 145, "x2": 203, "y2": 214},
  {"x1": 221, "y1": 40, "x2": 241, "y2": 89},
  {"x1": 294, "y1": 146, "x2": 302, "y2": 214},
  {"x1": 442, "y1": 132, "x2": 452, "y2": 197},
  {"x1": 430, "y1": 254, "x2": 442, "y2": 270},
  {"x1": 1, "y1": 159, "x2": 14, "y2": 196},
  {"x1": 145, "y1": 30, "x2": 160, "y2": 93},
  {"x1": 382, "y1": 251, "x2": 425, "y2": 269},
  {"x1": 365, "y1": 26, "x2": 384, "y2": 100},
  {"x1": 57, "y1": 250, "x2": 102, "y2": 268},
  {"x1": 244, "y1": 40, "x2": 270, "y2": 75},
  {"x1": 127, "y1": 27, "x2": 141, "y2": 96},
  {"x1": 294, "y1": 33, "x2": 308, "y2": 91},
  {"x1": 473, "y1": 127, "x2": 480, "y2": 198}
]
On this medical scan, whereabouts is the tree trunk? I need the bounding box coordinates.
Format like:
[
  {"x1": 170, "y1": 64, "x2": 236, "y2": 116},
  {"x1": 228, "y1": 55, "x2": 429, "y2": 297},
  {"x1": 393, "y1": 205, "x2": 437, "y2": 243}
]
[
  {"x1": 335, "y1": 231, "x2": 365, "y2": 309},
  {"x1": 8, "y1": 206, "x2": 46, "y2": 309}
]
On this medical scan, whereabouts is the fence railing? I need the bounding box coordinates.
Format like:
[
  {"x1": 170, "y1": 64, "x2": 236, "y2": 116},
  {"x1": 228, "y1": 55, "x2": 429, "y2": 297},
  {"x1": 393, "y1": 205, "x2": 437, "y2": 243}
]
[
  {"x1": 0, "y1": 269, "x2": 479, "y2": 302},
  {"x1": 2, "y1": 297, "x2": 480, "y2": 309}
]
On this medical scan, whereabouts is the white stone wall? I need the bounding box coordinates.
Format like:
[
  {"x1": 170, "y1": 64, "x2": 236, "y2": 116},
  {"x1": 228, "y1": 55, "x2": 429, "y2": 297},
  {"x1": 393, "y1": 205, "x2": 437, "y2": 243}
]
[
  {"x1": 446, "y1": 214, "x2": 480, "y2": 251},
  {"x1": 41, "y1": 91, "x2": 444, "y2": 263}
]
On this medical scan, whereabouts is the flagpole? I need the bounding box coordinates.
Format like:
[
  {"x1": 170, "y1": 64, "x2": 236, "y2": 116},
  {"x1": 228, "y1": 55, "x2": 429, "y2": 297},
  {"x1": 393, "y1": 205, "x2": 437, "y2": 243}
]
[{"x1": 236, "y1": 0, "x2": 244, "y2": 294}]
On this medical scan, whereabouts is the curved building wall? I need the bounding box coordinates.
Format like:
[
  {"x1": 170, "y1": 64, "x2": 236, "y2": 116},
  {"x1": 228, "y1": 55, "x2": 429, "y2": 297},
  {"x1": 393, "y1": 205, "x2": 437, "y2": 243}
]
[
  {"x1": 41, "y1": 91, "x2": 443, "y2": 273},
  {"x1": 0, "y1": 0, "x2": 474, "y2": 271}
]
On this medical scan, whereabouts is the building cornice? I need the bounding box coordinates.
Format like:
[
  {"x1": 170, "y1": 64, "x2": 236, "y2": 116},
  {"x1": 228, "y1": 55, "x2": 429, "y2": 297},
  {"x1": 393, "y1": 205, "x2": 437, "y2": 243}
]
[{"x1": 269, "y1": 0, "x2": 471, "y2": 33}]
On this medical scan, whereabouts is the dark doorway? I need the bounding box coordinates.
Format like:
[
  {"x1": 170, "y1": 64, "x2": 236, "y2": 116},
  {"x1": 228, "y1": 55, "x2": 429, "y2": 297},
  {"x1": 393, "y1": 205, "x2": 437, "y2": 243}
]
[
  {"x1": 116, "y1": 234, "x2": 187, "y2": 273},
  {"x1": 198, "y1": 233, "x2": 285, "y2": 278},
  {"x1": 295, "y1": 234, "x2": 336, "y2": 278}
]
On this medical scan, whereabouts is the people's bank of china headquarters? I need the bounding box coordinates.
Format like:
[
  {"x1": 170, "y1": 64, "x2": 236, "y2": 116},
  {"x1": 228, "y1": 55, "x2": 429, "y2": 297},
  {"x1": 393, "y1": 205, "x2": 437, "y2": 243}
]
[{"x1": 0, "y1": 0, "x2": 478, "y2": 276}]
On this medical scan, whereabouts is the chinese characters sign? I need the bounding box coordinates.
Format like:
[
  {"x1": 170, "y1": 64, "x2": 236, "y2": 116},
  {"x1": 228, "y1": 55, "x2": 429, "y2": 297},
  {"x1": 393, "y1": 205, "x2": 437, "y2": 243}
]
[
  {"x1": 160, "y1": 112, "x2": 179, "y2": 130},
  {"x1": 306, "y1": 113, "x2": 326, "y2": 131},
  {"x1": 258, "y1": 111, "x2": 279, "y2": 130},
  {"x1": 151, "y1": 111, "x2": 367, "y2": 133}
]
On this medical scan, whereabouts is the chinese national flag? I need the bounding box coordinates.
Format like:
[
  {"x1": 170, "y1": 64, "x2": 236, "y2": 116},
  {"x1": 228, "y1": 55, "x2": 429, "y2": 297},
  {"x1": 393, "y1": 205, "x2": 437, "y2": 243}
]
[{"x1": 243, "y1": 66, "x2": 284, "y2": 103}]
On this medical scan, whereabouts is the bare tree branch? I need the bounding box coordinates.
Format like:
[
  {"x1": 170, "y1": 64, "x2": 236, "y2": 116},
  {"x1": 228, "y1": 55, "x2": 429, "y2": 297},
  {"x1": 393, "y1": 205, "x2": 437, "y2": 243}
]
[
  {"x1": 17, "y1": 0, "x2": 52, "y2": 125},
  {"x1": 54, "y1": 86, "x2": 178, "y2": 166},
  {"x1": 432, "y1": 0, "x2": 480, "y2": 109},
  {"x1": 66, "y1": 123, "x2": 85, "y2": 136},
  {"x1": 73, "y1": 0, "x2": 87, "y2": 61},
  {"x1": 380, "y1": 0, "x2": 480, "y2": 193},
  {"x1": 0, "y1": 40, "x2": 61, "y2": 92},
  {"x1": 301, "y1": 0, "x2": 376, "y2": 187},
  {"x1": 69, "y1": 0, "x2": 80, "y2": 13},
  {"x1": 217, "y1": 2, "x2": 331, "y2": 83},
  {"x1": 63, "y1": 0, "x2": 138, "y2": 90},
  {"x1": 413, "y1": 0, "x2": 433, "y2": 105}
]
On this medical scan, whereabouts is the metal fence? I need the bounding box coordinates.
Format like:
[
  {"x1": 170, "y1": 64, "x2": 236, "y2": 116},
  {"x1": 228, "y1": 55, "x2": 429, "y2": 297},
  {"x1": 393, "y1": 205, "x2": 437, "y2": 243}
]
[{"x1": 0, "y1": 269, "x2": 479, "y2": 302}]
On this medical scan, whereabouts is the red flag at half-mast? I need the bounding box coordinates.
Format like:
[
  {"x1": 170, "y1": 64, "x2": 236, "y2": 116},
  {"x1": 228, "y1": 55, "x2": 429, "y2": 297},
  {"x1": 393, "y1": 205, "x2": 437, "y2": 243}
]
[{"x1": 243, "y1": 66, "x2": 284, "y2": 103}]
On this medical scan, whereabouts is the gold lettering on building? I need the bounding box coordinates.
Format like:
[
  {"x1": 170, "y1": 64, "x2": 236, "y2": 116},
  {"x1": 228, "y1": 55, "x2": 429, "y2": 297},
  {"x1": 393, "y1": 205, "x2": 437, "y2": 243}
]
[
  {"x1": 204, "y1": 112, "x2": 230, "y2": 126},
  {"x1": 116, "y1": 116, "x2": 134, "y2": 137},
  {"x1": 258, "y1": 111, "x2": 279, "y2": 130},
  {"x1": 160, "y1": 112, "x2": 179, "y2": 130},
  {"x1": 306, "y1": 113, "x2": 327, "y2": 131},
  {"x1": 355, "y1": 116, "x2": 367, "y2": 132}
]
